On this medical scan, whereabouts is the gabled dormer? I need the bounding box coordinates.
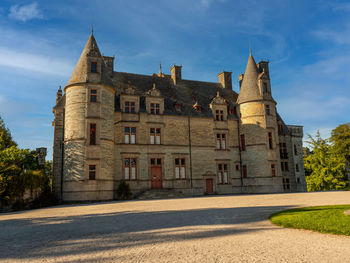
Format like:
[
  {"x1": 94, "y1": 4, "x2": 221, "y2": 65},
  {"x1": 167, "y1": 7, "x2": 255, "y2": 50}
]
[
  {"x1": 210, "y1": 91, "x2": 227, "y2": 121},
  {"x1": 120, "y1": 82, "x2": 140, "y2": 113},
  {"x1": 145, "y1": 83, "x2": 164, "y2": 115}
]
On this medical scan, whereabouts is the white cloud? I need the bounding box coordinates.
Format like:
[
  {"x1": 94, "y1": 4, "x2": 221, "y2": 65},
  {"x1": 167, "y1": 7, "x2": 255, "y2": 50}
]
[
  {"x1": 8, "y1": 2, "x2": 43, "y2": 22},
  {"x1": 0, "y1": 47, "x2": 73, "y2": 76}
]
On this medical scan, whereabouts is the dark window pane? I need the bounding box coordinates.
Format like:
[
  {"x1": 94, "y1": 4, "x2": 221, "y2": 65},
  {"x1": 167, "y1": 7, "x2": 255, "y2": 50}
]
[
  {"x1": 131, "y1": 127, "x2": 136, "y2": 133},
  {"x1": 125, "y1": 107, "x2": 129, "y2": 113},
  {"x1": 224, "y1": 164, "x2": 227, "y2": 170},
  {"x1": 125, "y1": 102, "x2": 129, "y2": 106},
  {"x1": 157, "y1": 159, "x2": 161, "y2": 165},
  {"x1": 125, "y1": 127, "x2": 130, "y2": 133},
  {"x1": 91, "y1": 62, "x2": 97, "y2": 73},
  {"x1": 218, "y1": 164, "x2": 222, "y2": 170},
  {"x1": 156, "y1": 104, "x2": 160, "y2": 108},
  {"x1": 131, "y1": 159, "x2": 136, "y2": 165},
  {"x1": 181, "y1": 159, "x2": 185, "y2": 165},
  {"x1": 151, "y1": 158, "x2": 155, "y2": 165},
  {"x1": 125, "y1": 159, "x2": 130, "y2": 166},
  {"x1": 130, "y1": 102, "x2": 135, "y2": 106},
  {"x1": 150, "y1": 128, "x2": 155, "y2": 134},
  {"x1": 156, "y1": 128, "x2": 161, "y2": 134},
  {"x1": 131, "y1": 107, "x2": 135, "y2": 113},
  {"x1": 175, "y1": 158, "x2": 180, "y2": 165}
]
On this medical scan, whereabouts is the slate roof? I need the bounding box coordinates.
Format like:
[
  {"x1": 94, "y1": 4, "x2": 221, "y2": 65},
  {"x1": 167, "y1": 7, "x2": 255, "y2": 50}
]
[
  {"x1": 237, "y1": 54, "x2": 262, "y2": 104},
  {"x1": 112, "y1": 72, "x2": 239, "y2": 118}
]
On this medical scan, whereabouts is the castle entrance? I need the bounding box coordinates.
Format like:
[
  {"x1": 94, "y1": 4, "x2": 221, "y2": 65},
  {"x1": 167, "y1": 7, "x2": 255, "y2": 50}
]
[
  {"x1": 150, "y1": 158, "x2": 162, "y2": 189},
  {"x1": 206, "y1": 179, "x2": 213, "y2": 194}
]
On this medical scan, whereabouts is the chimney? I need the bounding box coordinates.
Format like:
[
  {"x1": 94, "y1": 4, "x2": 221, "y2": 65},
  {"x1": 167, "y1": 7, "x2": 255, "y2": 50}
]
[
  {"x1": 217, "y1": 70, "x2": 232, "y2": 90},
  {"x1": 238, "y1": 74, "x2": 244, "y2": 90},
  {"x1": 171, "y1": 64, "x2": 182, "y2": 84},
  {"x1": 56, "y1": 86, "x2": 62, "y2": 103},
  {"x1": 257, "y1": 61, "x2": 269, "y2": 79}
]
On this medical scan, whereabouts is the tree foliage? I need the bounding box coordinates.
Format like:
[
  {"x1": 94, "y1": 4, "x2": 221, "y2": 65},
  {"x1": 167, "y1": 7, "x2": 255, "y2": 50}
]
[
  {"x1": 304, "y1": 128, "x2": 349, "y2": 192},
  {"x1": 0, "y1": 116, "x2": 53, "y2": 209}
]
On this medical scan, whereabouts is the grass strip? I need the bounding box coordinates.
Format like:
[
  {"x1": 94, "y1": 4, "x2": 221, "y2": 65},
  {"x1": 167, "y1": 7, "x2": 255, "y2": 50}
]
[{"x1": 270, "y1": 205, "x2": 350, "y2": 236}]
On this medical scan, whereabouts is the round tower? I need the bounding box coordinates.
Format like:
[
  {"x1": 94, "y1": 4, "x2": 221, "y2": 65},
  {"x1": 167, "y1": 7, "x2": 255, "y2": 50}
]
[
  {"x1": 63, "y1": 33, "x2": 116, "y2": 201},
  {"x1": 237, "y1": 53, "x2": 282, "y2": 193}
]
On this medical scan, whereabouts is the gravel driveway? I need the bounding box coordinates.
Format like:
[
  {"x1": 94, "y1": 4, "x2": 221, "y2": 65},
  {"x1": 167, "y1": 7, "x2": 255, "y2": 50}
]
[{"x1": 0, "y1": 191, "x2": 350, "y2": 263}]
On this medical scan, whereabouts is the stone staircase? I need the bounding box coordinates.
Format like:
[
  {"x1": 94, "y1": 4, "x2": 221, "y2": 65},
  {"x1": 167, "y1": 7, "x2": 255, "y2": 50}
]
[{"x1": 135, "y1": 189, "x2": 189, "y2": 200}]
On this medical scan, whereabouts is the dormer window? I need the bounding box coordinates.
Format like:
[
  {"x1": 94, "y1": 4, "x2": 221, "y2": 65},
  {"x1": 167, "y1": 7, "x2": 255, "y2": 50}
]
[
  {"x1": 265, "y1": 105, "x2": 270, "y2": 115},
  {"x1": 216, "y1": 110, "x2": 224, "y2": 121},
  {"x1": 228, "y1": 108, "x2": 234, "y2": 115},
  {"x1": 151, "y1": 103, "x2": 160, "y2": 115},
  {"x1": 175, "y1": 103, "x2": 182, "y2": 112},
  {"x1": 125, "y1": 101, "x2": 135, "y2": 113},
  {"x1": 91, "y1": 62, "x2": 97, "y2": 73},
  {"x1": 194, "y1": 105, "x2": 201, "y2": 112}
]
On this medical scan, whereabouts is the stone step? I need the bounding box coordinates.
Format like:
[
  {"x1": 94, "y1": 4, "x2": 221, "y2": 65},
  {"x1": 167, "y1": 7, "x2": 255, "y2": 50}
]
[{"x1": 135, "y1": 189, "x2": 187, "y2": 200}]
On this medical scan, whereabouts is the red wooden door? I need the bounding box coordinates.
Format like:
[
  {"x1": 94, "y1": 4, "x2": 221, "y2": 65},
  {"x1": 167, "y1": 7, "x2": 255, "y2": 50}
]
[
  {"x1": 151, "y1": 158, "x2": 162, "y2": 189},
  {"x1": 206, "y1": 179, "x2": 213, "y2": 193}
]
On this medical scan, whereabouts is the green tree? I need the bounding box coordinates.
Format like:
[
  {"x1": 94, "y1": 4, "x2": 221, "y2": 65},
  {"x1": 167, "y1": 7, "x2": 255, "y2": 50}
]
[
  {"x1": 304, "y1": 131, "x2": 347, "y2": 191},
  {"x1": 329, "y1": 123, "x2": 350, "y2": 158},
  {"x1": 0, "y1": 116, "x2": 17, "y2": 151}
]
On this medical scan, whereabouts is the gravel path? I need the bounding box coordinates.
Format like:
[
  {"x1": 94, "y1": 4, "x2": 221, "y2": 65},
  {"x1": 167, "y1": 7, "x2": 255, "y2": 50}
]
[{"x1": 0, "y1": 191, "x2": 350, "y2": 263}]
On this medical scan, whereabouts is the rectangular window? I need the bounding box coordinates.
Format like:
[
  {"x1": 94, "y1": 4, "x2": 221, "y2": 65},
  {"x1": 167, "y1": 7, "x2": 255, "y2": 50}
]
[
  {"x1": 91, "y1": 62, "x2": 97, "y2": 73},
  {"x1": 235, "y1": 164, "x2": 239, "y2": 171},
  {"x1": 150, "y1": 103, "x2": 160, "y2": 115},
  {"x1": 124, "y1": 127, "x2": 136, "y2": 144},
  {"x1": 90, "y1": 89, "x2": 97, "y2": 102},
  {"x1": 281, "y1": 162, "x2": 285, "y2": 172},
  {"x1": 296, "y1": 163, "x2": 299, "y2": 172},
  {"x1": 124, "y1": 101, "x2": 135, "y2": 113},
  {"x1": 294, "y1": 144, "x2": 298, "y2": 155},
  {"x1": 175, "y1": 158, "x2": 186, "y2": 179},
  {"x1": 280, "y1": 143, "x2": 288, "y2": 159},
  {"x1": 265, "y1": 105, "x2": 270, "y2": 115},
  {"x1": 263, "y1": 83, "x2": 268, "y2": 94},
  {"x1": 124, "y1": 158, "x2": 137, "y2": 180},
  {"x1": 278, "y1": 124, "x2": 284, "y2": 135},
  {"x1": 90, "y1": 123, "x2": 96, "y2": 145},
  {"x1": 150, "y1": 128, "x2": 161, "y2": 144},
  {"x1": 216, "y1": 134, "x2": 226, "y2": 150},
  {"x1": 271, "y1": 164, "x2": 276, "y2": 177},
  {"x1": 217, "y1": 163, "x2": 228, "y2": 184},
  {"x1": 285, "y1": 162, "x2": 289, "y2": 172},
  {"x1": 89, "y1": 165, "x2": 96, "y2": 180},
  {"x1": 215, "y1": 110, "x2": 224, "y2": 121},
  {"x1": 240, "y1": 134, "x2": 246, "y2": 151},
  {"x1": 268, "y1": 132, "x2": 273, "y2": 149},
  {"x1": 242, "y1": 165, "x2": 247, "y2": 178}
]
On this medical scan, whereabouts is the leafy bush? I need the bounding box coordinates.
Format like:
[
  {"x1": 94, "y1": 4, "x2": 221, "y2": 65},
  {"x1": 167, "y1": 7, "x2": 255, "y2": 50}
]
[{"x1": 116, "y1": 180, "x2": 132, "y2": 200}]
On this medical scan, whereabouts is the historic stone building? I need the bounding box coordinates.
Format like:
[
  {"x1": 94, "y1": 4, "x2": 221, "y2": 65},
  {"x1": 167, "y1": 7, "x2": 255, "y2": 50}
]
[{"x1": 52, "y1": 33, "x2": 307, "y2": 201}]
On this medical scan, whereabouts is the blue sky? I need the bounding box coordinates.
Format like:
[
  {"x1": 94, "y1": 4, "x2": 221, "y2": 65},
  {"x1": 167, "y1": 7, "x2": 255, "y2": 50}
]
[{"x1": 0, "y1": 0, "x2": 349, "y2": 159}]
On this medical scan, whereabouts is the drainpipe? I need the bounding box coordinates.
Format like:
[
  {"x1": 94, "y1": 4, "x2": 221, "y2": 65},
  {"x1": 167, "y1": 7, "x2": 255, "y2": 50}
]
[{"x1": 188, "y1": 114, "x2": 193, "y2": 196}]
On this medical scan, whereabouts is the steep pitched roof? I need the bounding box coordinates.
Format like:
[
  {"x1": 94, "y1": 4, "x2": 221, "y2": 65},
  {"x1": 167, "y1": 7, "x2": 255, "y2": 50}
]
[
  {"x1": 237, "y1": 54, "x2": 262, "y2": 104},
  {"x1": 66, "y1": 34, "x2": 112, "y2": 86},
  {"x1": 113, "y1": 72, "x2": 238, "y2": 117}
]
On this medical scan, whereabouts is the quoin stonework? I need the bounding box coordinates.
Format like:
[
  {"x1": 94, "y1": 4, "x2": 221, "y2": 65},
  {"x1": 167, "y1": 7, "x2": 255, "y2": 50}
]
[{"x1": 52, "y1": 33, "x2": 307, "y2": 201}]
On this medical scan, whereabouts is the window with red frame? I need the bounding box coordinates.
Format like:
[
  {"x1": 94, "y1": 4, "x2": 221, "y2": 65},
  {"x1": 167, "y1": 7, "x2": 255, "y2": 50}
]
[
  {"x1": 268, "y1": 132, "x2": 273, "y2": 149},
  {"x1": 90, "y1": 89, "x2": 97, "y2": 102},
  {"x1": 91, "y1": 62, "x2": 97, "y2": 73},
  {"x1": 242, "y1": 165, "x2": 247, "y2": 178},
  {"x1": 217, "y1": 163, "x2": 228, "y2": 184},
  {"x1": 216, "y1": 134, "x2": 226, "y2": 150},
  {"x1": 150, "y1": 103, "x2": 160, "y2": 114},
  {"x1": 150, "y1": 128, "x2": 161, "y2": 144},
  {"x1": 90, "y1": 123, "x2": 96, "y2": 145},
  {"x1": 124, "y1": 158, "x2": 137, "y2": 180},
  {"x1": 124, "y1": 101, "x2": 135, "y2": 113},
  {"x1": 175, "y1": 158, "x2": 186, "y2": 179},
  {"x1": 215, "y1": 110, "x2": 224, "y2": 121},
  {"x1": 124, "y1": 127, "x2": 136, "y2": 144}
]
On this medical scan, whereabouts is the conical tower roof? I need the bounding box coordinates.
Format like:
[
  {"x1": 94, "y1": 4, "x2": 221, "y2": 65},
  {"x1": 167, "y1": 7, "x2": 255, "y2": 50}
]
[
  {"x1": 237, "y1": 54, "x2": 262, "y2": 104},
  {"x1": 66, "y1": 34, "x2": 103, "y2": 86}
]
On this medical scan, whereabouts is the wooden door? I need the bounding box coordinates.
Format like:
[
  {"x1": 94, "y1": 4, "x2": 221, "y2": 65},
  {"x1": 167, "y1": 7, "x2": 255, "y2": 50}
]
[
  {"x1": 151, "y1": 158, "x2": 162, "y2": 189},
  {"x1": 206, "y1": 179, "x2": 213, "y2": 194}
]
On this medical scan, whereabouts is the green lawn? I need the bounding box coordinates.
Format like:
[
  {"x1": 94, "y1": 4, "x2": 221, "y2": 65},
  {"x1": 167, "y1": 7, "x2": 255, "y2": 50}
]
[{"x1": 270, "y1": 205, "x2": 350, "y2": 236}]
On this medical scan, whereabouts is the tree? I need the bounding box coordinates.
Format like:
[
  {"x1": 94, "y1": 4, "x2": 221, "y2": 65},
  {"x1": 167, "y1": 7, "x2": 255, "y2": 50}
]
[
  {"x1": 304, "y1": 131, "x2": 348, "y2": 191},
  {"x1": 0, "y1": 116, "x2": 17, "y2": 151},
  {"x1": 329, "y1": 123, "x2": 350, "y2": 158}
]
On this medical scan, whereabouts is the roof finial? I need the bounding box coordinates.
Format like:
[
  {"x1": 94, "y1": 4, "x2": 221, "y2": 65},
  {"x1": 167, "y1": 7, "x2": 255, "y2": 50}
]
[
  {"x1": 159, "y1": 61, "x2": 162, "y2": 74},
  {"x1": 59, "y1": 85, "x2": 61, "y2": 90},
  {"x1": 249, "y1": 41, "x2": 252, "y2": 56},
  {"x1": 91, "y1": 24, "x2": 94, "y2": 35}
]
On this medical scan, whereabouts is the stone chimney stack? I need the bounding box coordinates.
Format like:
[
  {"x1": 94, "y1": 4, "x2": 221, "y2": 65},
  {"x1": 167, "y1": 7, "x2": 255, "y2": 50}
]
[
  {"x1": 217, "y1": 70, "x2": 232, "y2": 90},
  {"x1": 171, "y1": 64, "x2": 182, "y2": 85},
  {"x1": 56, "y1": 86, "x2": 62, "y2": 103}
]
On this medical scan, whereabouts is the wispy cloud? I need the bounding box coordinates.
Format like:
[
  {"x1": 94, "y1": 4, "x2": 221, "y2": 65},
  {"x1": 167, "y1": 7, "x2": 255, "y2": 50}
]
[
  {"x1": 8, "y1": 2, "x2": 43, "y2": 22},
  {"x1": 0, "y1": 47, "x2": 73, "y2": 76}
]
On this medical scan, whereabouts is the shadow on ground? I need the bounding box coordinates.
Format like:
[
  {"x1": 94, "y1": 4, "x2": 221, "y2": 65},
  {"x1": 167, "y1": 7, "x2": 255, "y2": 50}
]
[{"x1": 0, "y1": 205, "x2": 292, "y2": 261}]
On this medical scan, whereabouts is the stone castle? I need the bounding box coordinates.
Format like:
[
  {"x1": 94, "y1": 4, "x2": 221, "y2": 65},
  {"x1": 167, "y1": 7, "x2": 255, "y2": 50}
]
[{"x1": 52, "y1": 33, "x2": 307, "y2": 201}]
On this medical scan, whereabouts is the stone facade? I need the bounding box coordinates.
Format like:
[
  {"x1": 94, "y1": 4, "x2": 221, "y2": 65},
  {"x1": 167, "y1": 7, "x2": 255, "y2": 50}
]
[{"x1": 52, "y1": 34, "x2": 307, "y2": 201}]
